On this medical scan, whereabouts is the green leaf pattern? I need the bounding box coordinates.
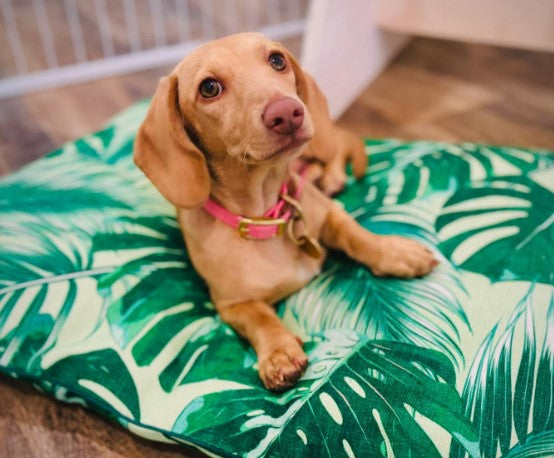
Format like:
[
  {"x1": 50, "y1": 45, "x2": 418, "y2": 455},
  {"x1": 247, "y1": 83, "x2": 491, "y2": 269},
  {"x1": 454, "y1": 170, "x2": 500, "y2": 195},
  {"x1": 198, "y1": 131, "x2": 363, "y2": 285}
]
[{"x1": 0, "y1": 102, "x2": 552, "y2": 457}]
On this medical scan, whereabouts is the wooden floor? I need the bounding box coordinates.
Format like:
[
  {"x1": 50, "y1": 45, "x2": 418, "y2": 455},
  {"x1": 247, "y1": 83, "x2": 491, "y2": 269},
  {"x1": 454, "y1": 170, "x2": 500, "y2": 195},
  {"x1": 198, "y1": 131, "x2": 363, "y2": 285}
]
[
  {"x1": 1, "y1": 37, "x2": 554, "y2": 457},
  {"x1": 338, "y1": 39, "x2": 554, "y2": 149}
]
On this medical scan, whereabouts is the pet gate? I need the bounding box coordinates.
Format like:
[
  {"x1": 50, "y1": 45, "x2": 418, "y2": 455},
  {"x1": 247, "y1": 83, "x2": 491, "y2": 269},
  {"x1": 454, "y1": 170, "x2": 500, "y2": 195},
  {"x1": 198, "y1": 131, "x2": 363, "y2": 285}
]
[{"x1": 0, "y1": 0, "x2": 309, "y2": 99}]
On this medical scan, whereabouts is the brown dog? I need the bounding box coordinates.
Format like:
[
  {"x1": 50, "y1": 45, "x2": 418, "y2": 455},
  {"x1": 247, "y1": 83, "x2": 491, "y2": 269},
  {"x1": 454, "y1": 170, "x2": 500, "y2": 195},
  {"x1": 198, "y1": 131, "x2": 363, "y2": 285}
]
[{"x1": 134, "y1": 33, "x2": 437, "y2": 391}]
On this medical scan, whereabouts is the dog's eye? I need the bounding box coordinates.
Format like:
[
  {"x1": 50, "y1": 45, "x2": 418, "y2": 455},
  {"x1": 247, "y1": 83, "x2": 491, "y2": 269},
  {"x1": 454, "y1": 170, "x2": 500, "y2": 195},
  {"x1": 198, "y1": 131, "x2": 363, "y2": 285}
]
[
  {"x1": 268, "y1": 52, "x2": 286, "y2": 71},
  {"x1": 199, "y1": 78, "x2": 222, "y2": 98}
]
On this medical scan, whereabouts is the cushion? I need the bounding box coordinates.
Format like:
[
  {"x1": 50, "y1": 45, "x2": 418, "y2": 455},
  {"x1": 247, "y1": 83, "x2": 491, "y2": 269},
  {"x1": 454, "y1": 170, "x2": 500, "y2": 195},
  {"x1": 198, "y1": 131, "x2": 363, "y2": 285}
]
[{"x1": 1, "y1": 101, "x2": 552, "y2": 457}]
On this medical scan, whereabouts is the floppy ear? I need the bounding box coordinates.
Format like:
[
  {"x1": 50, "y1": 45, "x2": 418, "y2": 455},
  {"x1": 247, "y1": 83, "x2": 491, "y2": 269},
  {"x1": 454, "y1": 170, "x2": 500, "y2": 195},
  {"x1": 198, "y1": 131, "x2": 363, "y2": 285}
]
[
  {"x1": 282, "y1": 49, "x2": 336, "y2": 160},
  {"x1": 283, "y1": 50, "x2": 309, "y2": 104},
  {"x1": 284, "y1": 49, "x2": 368, "y2": 186},
  {"x1": 134, "y1": 74, "x2": 210, "y2": 209}
]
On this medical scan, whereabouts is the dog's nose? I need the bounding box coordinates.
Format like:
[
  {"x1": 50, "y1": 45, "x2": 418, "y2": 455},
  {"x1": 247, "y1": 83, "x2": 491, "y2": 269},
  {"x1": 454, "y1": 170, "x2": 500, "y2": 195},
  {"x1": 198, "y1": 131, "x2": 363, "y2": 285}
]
[{"x1": 262, "y1": 97, "x2": 304, "y2": 135}]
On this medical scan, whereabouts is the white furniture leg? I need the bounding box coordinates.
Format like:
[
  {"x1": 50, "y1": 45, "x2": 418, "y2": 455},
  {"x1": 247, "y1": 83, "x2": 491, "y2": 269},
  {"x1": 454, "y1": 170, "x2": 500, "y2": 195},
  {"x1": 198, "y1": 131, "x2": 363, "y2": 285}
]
[{"x1": 301, "y1": 0, "x2": 409, "y2": 119}]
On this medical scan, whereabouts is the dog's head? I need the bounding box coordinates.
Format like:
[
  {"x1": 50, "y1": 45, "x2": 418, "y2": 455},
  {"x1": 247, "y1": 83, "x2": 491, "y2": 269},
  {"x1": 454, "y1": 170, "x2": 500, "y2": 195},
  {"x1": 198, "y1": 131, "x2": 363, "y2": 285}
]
[{"x1": 134, "y1": 33, "x2": 316, "y2": 209}]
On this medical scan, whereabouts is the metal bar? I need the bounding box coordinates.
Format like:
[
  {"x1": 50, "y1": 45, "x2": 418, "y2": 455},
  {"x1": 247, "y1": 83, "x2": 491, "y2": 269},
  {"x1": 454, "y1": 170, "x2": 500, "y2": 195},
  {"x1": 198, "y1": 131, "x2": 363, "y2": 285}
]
[
  {"x1": 0, "y1": 0, "x2": 29, "y2": 73},
  {"x1": 257, "y1": 18, "x2": 305, "y2": 41},
  {"x1": 290, "y1": 0, "x2": 302, "y2": 20},
  {"x1": 267, "y1": 0, "x2": 280, "y2": 25},
  {"x1": 94, "y1": 0, "x2": 115, "y2": 57},
  {"x1": 246, "y1": 0, "x2": 258, "y2": 31},
  {"x1": 175, "y1": 0, "x2": 191, "y2": 43},
  {"x1": 63, "y1": 0, "x2": 87, "y2": 63},
  {"x1": 149, "y1": 0, "x2": 166, "y2": 47},
  {"x1": 224, "y1": 0, "x2": 237, "y2": 35},
  {"x1": 200, "y1": 0, "x2": 214, "y2": 39},
  {"x1": 32, "y1": 0, "x2": 59, "y2": 68},
  {"x1": 0, "y1": 40, "x2": 202, "y2": 99},
  {"x1": 122, "y1": 0, "x2": 141, "y2": 52},
  {"x1": 0, "y1": 18, "x2": 306, "y2": 99}
]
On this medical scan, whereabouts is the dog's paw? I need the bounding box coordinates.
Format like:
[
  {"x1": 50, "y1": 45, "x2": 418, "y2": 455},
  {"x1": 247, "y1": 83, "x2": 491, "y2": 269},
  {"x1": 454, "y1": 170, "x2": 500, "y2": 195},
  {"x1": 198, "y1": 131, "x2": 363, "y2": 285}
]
[
  {"x1": 258, "y1": 338, "x2": 308, "y2": 391},
  {"x1": 365, "y1": 235, "x2": 438, "y2": 278},
  {"x1": 320, "y1": 168, "x2": 347, "y2": 196}
]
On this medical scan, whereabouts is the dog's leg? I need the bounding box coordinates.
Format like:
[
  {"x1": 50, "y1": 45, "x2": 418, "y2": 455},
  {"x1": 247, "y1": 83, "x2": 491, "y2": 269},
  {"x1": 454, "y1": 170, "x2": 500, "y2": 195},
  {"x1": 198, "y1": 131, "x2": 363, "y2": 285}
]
[
  {"x1": 217, "y1": 301, "x2": 308, "y2": 391},
  {"x1": 321, "y1": 205, "x2": 438, "y2": 277},
  {"x1": 320, "y1": 127, "x2": 368, "y2": 195}
]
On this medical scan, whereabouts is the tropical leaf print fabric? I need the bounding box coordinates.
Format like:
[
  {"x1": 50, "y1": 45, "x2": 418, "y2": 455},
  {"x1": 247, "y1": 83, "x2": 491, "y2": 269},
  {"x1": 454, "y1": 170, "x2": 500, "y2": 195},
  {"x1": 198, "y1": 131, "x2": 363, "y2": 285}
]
[{"x1": 0, "y1": 100, "x2": 552, "y2": 457}]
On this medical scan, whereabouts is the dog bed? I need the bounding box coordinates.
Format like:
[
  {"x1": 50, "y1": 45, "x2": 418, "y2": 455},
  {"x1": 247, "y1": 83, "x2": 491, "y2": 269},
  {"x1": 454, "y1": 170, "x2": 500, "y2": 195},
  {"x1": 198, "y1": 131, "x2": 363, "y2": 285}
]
[{"x1": 1, "y1": 100, "x2": 553, "y2": 457}]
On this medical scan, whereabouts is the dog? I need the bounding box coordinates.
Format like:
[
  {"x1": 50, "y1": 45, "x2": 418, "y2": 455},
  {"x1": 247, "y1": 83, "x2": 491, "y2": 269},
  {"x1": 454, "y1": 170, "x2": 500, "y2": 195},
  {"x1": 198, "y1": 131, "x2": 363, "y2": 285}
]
[{"x1": 134, "y1": 33, "x2": 437, "y2": 391}]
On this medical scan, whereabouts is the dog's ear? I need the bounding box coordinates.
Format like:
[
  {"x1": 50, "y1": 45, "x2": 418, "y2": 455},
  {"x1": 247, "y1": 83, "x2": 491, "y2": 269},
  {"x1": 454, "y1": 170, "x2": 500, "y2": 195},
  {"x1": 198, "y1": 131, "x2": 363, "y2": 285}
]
[
  {"x1": 284, "y1": 51, "x2": 338, "y2": 162},
  {"x1": 134, "y1": 75, "x2": 210, "y2": 209},
  {"x1": 284, "y1": 50, "x2": 367, "y2": 182},
  {"x1": 283, "y1": 50, "x2": 309, "y2": 103}
]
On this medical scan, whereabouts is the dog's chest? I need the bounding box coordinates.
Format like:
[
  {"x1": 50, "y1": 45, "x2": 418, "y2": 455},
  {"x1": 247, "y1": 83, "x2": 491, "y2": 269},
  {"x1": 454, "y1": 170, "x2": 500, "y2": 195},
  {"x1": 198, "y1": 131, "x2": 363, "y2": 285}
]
[
  {"x1": 237, "y1": 240, "x2": 323, "y2": 303},
  {"x1": 180, "y1": 211, "x2": 324, "y2": 306}
]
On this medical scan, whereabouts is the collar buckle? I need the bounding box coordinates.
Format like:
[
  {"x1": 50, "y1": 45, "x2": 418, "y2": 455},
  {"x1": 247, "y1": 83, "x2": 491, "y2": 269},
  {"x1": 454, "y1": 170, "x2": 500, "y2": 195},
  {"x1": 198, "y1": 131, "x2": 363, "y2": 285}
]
[{"x1": 237, "y1": 217, "x2": 287, "y2": 239}]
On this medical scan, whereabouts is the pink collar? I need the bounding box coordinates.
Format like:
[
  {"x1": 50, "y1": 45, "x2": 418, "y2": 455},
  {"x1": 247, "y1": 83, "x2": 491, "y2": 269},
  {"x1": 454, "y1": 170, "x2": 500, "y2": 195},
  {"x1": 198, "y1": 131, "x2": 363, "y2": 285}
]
[{"x1": 202, "y1": 173, "x2": 306, "y2": 240}]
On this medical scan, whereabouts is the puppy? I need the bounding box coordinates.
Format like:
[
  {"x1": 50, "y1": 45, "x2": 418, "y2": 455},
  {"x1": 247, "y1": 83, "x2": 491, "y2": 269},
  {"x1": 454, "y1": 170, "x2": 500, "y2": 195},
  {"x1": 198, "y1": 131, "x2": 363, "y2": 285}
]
[{"x1": 134, "y1": 33, "x2": 437, "y2": 391}]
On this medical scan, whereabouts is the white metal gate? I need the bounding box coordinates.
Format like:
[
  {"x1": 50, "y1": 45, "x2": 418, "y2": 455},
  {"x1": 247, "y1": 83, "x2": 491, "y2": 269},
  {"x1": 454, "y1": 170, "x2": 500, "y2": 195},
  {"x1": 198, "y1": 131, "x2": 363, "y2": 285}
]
[{"x1": 0, "y1": 0, "x2": 309, "y2": 99}]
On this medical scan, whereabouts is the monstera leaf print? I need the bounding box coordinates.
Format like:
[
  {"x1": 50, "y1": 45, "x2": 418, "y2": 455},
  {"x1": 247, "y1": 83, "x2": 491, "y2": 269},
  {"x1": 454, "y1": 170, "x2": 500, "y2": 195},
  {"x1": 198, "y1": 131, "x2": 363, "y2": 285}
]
[
  {"x1": 436, "y1": 174, "x2": 554, "y2": 283},
  {"x1": 450, "y1": 286, "x2": 553, "y2": 458},
  {"x1": 91, "y1": 215, "x2": 211, "y2": 355},
  {"x1": 175, "y1": 331, "x2": 479, "y2": 458},
  {"x1": 342, "y1": 140, "x2": 553, "y2": 214}
]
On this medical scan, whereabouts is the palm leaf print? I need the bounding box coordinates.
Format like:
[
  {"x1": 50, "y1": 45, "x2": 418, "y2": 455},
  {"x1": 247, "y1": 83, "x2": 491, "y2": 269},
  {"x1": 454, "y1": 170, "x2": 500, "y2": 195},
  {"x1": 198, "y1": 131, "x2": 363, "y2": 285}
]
[
  {"x1": 284, "y1": 252, "x2": 468, "y2": 367},
  {"x1": 501, "y1": 430, "x2": 554, "y2": 458},
  {"x1": 450, "y1": 286, "x2": 553, "y2": 458},
  {"x1": 0, "y1": 147, "x2": 170, "y2": 372}
]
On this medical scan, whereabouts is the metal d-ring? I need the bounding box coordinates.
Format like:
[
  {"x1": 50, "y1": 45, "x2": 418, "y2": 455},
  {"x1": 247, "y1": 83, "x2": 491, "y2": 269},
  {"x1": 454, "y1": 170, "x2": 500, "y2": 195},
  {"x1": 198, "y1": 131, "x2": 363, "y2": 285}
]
[{"x1": 281, "y1": 194, "x2": 307, "y2": 245}]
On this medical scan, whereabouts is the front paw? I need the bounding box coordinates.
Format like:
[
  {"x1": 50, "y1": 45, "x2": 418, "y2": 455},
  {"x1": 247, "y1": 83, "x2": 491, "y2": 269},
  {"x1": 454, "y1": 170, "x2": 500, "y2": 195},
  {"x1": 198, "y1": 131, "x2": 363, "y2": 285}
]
[
  {"x1": 320, "y1": 168, "x2": 347, "y2": 196},
  {"x1": 365, "y1": 235, "x2": 438, "y2": 278},
  {"x1": 258, "y1": 337, "x2": 308, "y2": 391}
]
